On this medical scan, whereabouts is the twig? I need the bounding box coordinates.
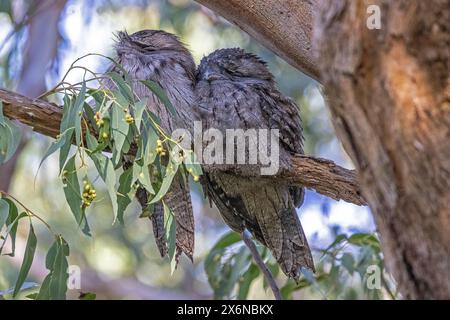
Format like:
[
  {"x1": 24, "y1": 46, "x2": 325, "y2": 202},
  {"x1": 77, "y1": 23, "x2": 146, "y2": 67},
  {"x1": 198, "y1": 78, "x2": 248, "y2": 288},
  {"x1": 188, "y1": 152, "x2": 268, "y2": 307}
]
[
  {"x1": 241, "y1": 230, "x2": 282, "y2": 300},
  {"x1": 0, "y1": 190, "x2": 54, "y2": 233}
]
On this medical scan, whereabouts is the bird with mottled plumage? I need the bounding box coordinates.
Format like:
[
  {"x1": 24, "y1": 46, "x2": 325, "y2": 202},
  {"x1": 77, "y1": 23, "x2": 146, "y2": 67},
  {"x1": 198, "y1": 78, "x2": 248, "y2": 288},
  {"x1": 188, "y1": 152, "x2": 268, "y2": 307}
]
[
  {"x1": 195, "y1": 48, "x2": 314, "y2": 278},
  {"x1": 106, "y1": 30, "x2": 196, "y2": 262}
]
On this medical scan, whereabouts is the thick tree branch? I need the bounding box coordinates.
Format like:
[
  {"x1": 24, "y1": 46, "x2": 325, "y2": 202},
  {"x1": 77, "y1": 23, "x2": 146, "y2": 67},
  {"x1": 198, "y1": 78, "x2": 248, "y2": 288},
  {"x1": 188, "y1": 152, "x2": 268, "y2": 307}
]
[
  {"x1": 0, "y1": 88, "x2": 365, "y2": 206},
  {"x1": 195, "y1": 0, "x2": 320, "y2": 81},
  {"x1": 0, "y1": 89, "x2": 62, "y2": 139}
]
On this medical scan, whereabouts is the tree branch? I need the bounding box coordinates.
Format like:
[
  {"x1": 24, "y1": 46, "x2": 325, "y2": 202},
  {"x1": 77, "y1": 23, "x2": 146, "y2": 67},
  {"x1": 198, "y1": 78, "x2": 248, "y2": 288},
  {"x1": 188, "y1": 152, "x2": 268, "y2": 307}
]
[
  {"x1": 0, "y1": 88, "x2": 365, "y2": 205},
  {"x1": 195, "y1": 0, "x2": 320, "y2": 81},
  {"x1": 0, "y1": 88, "x2": 62, "y2": 139}
]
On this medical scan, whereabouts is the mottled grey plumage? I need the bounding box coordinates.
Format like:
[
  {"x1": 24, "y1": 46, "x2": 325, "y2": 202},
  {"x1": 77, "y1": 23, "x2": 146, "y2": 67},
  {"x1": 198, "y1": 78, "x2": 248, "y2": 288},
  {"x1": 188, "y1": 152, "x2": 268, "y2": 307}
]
[
  {"x1": 195, "y1": 48, "x2": 314, "y2": 277},
  {"x1": 108, "y1": 30, "x2": 196, "y2": 261}
]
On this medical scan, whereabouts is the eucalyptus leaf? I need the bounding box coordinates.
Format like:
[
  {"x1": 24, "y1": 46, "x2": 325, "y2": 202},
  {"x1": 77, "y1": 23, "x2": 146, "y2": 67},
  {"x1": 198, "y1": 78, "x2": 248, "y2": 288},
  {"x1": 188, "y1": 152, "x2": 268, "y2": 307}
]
[
  {"x1": 141, "y1": 80, "x2": 176, "y2": 116},
  {"x1": 36, "y1": 274, "x2": 52, "y2": 300},
  {"x1": 62, "y1": 156, "x2": 91, "y2": 236},
  {"x1": 132, "y1": 163, "x2": 155, "y2": 195},
  {"x1": 133, "y1": 99, "x2": 147, "y2": 132},
  {"x1": 109, "y1": 71, "x2": 134, "y2": 103},
  {"x1": 117, "y1": 168, "x2": 134, "y2": 224},
  {"x1": 238, "y1": 263, "x2": 260, "y2": 299},
  {"x1": 1, "y1": 200, "x2": 25, "y2": 257},
  {"x1": 45, "y1": 241, "x2": 58, "y2": 270},
  {"x1": 13, "y1": 222, "x2": 37, "y2": 297},
  {"x1": 0, "y1": 102, "x2": 22, "y2": 165},
  {"x1": 341, "y1": 252, "x2": 355, "y2": 274},
  {"x1": 163, "y1": 202, "x2": 177, "y2": 274},
  {"x1": 86, "y1": 132, "x2": 118, "y2": 223},
  {"x1": 149, "y1": 160, "x2": 179, "y2": 204},
  {"x1": 73, "y1": 82, "x2": 87, "y2": 146},
  {"x1": 111, "y1": 94, "x2": 130, "y2": 166},
  {"x1": 79, "y1": 292, "x2": 97, "y2": 300},
  {"x1": 0, "y1": 198, "x2": 9, "y2": 230},
  {"x1": 49, "y1": 239, "x2": 69, "y2": 300}
]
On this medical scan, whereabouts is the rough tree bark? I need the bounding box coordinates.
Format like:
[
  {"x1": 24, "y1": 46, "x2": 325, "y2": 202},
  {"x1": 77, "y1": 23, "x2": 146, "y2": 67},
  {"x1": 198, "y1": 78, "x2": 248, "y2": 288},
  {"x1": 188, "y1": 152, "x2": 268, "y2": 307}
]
[{"x1": 314, "y1": 0, "x2": 450, "y2": 299}]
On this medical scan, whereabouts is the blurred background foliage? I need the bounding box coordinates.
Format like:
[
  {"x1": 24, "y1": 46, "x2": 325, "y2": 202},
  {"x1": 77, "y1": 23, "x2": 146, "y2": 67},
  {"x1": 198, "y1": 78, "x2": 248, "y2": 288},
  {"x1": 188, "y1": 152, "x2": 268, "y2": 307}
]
[{"x1": 0, "y1": 0, "x2": 396, "y2": 299}]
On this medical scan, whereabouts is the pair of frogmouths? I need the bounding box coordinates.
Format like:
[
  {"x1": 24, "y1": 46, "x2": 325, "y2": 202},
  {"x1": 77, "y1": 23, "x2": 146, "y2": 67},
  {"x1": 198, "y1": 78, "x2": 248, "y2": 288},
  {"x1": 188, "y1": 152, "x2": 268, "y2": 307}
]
[{"x1": 107, "y1": 30, "x2": 314, "y2": 279}]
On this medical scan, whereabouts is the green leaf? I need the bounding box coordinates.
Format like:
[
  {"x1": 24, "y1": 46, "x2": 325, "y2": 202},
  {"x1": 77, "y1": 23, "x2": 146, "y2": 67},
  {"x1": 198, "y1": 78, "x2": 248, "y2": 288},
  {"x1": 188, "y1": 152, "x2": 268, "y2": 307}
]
[
  {"x1": 205, "y1": 231, "x2": 244, "y2": 299},
  {"x1": 141, "y1": 80, "x2": 177, "y2": 116},
  {"x1": 163, "y1": 202, "x2": 177, "y2": 274},
  {"x1": 323, "y1": 234, "x2": 347, "y2": 254},
  {"x1": 86, "y1": 132, "x2": 118, "y2": 223},
  {"x1": 60, "y1": 95, "x2": 73, "y2": 132},
  {"x1": 13, "y1": 222, "x2": 37, "y2": 297},
  {"x1": 117, "y1": 168, "x2": 134, "y2": 224},
  {"x1": 62, "y1": 156, "x2": 90, "y2": 236},
  {"x1": 36, "y1": 274, "x2": 52, "y2": 300},
  {"x1": 348, "y1": 233, "x2": 381, "y2": 252},
  {"x1": 0, "y1": 102, "x2": 22, "y2": 165},
  {"x1": 59, "y1": 132, "x2": 74, "y2": 174},
  {"x1": 136, "y1": 113, "x2": 158, "y2": 166},
  {"x1": 98, "y1": 100, "x2": 114, "y2": 118},
  {"x1": 0, "y1": 200, "x2": 26, "y2": 257},
  {"x1": 109, "y1": 72, "x2": 135, "y2": 103},
  {"x1": 133, "y1": 99, "x2": 147, "y2": 132},
  {"x1": 211, "y1": 232, "x2": 242, "y2": 251},
  {"x1": 79, "y1": 292, "x2": 97, "y2": 300},
  {"x1": 341, "y1": 252, "x2": 355, "y2": 274},
  {"x1": 149, "y1": 160, "x2": 179, "y2": 204},
  {"x1": 0, "y1": 198, "x2": 9, "y2": 229},
  {"x1": 49, "y1": 238, "x2": 69, "y2": 300},
  {"x1": 111, "y1": 94, "x2": 130, "y2": 166},
  {"x1": 220, "y1": 247, "x2": 249, "y2": 298},
  {"x1": 83, "y1": 102, "x2": 97, "y2": 131},
  {"x1": 132, "y1": 163, "x2": 155, "y2": 195},
  {"x1": 238, "y1": 263, "x2": 260, "y2": 299},
  {"x1": 0, "y1": 1, "x2": 12, "y2": 15},
  {"x1": 26, "y1": 293, "x2": 38, "y2": 300},
  {"x1": 73, "y1": 82, "x2": 87, "y2": 146},
  {"x1": 38, "y1": 127, "x2": 74, "y2": 171},
  {"x1": 183, "y1": 150, "x2": 203, "y2": 178},
  {"x1": 0, "y1": 101, "x2": 4, "y2": 123},
  {"x1": 45, "y1": 241, "x2": 59, "y2": 270}
]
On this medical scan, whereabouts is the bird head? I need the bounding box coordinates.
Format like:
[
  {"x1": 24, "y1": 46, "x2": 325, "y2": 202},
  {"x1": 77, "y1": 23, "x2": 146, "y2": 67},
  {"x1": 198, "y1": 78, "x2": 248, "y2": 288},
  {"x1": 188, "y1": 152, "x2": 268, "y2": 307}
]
[
  {"x1": 114, "y1": 29, "x2": 195, "y2": 81},
  {"x1": 115, "y1": 30, "x2": 189, "y2": 54},
  {"x1": 197, "y1": 48, "x2": 274, "y2": 82}
]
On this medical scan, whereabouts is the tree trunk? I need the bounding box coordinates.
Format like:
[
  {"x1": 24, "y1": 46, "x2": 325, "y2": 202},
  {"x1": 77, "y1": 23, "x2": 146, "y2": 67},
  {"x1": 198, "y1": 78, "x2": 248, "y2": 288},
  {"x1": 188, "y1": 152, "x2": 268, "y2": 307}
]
[
  {"x1": 314, "y1": 0, "x2": 450, "y2": 298},
  {"x1": 0, "y1": 0, "x2": 66, "y2": 191}
]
